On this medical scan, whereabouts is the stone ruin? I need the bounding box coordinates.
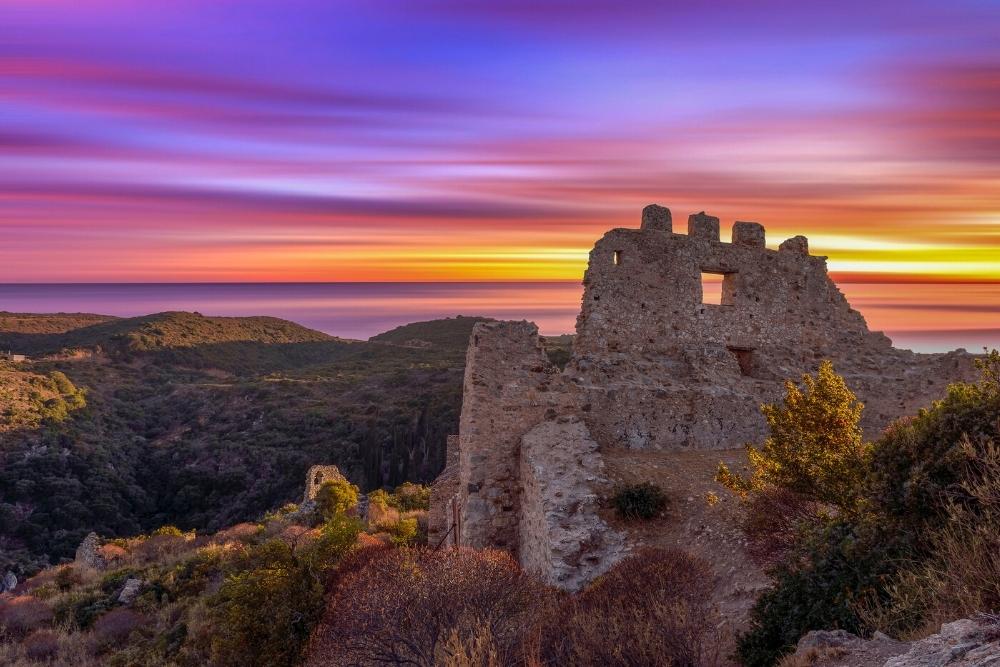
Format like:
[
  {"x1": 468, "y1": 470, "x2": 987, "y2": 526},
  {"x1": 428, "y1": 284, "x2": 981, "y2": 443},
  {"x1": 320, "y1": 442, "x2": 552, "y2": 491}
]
[
  {"x1": 303, "y1": 464, "x2": 349, "y2": 503},
  {"x1": 428, "y1": 204, "x2": 978, "y2": 590}
]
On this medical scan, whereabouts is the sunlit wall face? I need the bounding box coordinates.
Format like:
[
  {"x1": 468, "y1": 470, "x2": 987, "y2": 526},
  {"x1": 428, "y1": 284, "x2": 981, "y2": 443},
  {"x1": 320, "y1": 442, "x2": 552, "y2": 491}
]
[{"x1": 1, "y1": 3, "x2": 998, "y2": 309}]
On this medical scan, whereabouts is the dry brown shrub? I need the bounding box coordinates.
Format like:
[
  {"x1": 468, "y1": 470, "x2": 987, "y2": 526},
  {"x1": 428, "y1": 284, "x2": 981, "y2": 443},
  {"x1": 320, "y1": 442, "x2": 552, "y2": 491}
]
[
  {"x1": 97, "y1": 543, "x2": 127, "y2": 565},
  {"x1": 0, "y1": 595, "x2": 53, "y2": 635},
  {"x1": 23, "y1": 629, "x2": 60, "y2": 661},
  {"x1": 91, "y1": 608, "x2": 145, "y2": 649},
  {"x1": 131, "y1": 534, "x2": 191, "y2": 563},
  {"x1": 529, "y1": 548, "x2": 724, "y2": 667},
  {"x1": 313, "y1": 547, "x2": 557, "y2": 667},
  {"x1": 366, "y1": 501, "x2": 400, "y2": 527},
  {"x1": 741, "y1": 487, "x2": 826, "y2": 567},
  {"x1": 212, "y1": 522, "x2": 261, "y2": 545}
]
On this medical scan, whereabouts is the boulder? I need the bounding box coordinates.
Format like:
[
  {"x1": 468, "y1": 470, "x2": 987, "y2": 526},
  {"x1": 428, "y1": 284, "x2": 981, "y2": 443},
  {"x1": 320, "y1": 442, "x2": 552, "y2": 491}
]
[{"x1": 117, "y1": 578, "x2": 144, "y2": 605}]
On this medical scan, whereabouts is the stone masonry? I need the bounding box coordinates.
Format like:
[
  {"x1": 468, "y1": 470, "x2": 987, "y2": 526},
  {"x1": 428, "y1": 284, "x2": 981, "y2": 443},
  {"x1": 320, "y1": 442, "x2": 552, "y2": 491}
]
[
  {"x1": 430, "y1": 204, "x2": 978, "y2": 590},
  {"x1": 302, "y1": 465, "x2": 348, "y2": 503}
]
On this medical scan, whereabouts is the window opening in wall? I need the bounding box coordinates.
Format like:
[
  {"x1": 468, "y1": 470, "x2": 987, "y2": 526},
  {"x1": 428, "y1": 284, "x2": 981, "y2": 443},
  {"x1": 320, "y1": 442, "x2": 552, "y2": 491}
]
[
  {"x1": 701, "y1": 270, "x2": 737, "y2": 306},
  {"x1": 613, "y1": 250, "x2": 622, "y2": 266},
  {"x1": 314, "y1": 472, "x2": 322, "y2": 485},
  {"x1": 728, "y1": 347, "x2": 754, "y2": 376}
]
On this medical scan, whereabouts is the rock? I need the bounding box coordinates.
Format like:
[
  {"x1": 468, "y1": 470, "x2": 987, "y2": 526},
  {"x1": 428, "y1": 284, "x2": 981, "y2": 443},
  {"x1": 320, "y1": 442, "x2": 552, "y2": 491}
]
[
  {"x1": 117, "y1": 578, "x2": 144, "y2": 605},
  {"x1": 885, "y1": 618, "x2": 1000, "y2": 667},
  {"x1": 74, "y1": 532, "x2": 107, "y2": 571},
  {"x1": 1, "y1": 571, "x2": 17, "y2": 593}
]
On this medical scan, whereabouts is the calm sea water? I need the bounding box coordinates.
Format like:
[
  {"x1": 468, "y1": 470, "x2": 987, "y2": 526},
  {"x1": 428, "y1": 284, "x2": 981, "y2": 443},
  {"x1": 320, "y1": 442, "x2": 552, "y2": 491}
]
[{"x1": 0, "y1": 282, "x2": 997, "y2": 353}]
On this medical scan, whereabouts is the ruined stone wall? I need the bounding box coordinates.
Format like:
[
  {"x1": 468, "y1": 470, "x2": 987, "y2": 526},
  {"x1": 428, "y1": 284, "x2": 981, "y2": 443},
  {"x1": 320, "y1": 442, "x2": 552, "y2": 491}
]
[
  {"x1": 427, "y1": 434, "x2": 459, "y2": 547},
  {"x1": 302, "y1": 465, "x2": 348, "y2": 503},
  {"x1": 434, "y1": 204, "x2": 978, "y2": 590},
  {"x1": 518, "y1": 416, "x2": 626, "y2": 589},
  {"x1": 456, "y1": 321, "x2": 573, "y2": 551},
  {"x1": 569, "y1": 207, "x2": 977, "y2": 450}
]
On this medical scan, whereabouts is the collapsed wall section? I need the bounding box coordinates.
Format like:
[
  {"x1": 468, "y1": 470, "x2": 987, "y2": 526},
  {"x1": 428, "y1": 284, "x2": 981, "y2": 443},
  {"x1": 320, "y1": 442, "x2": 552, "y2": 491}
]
[{"x1": 518, "y1": 415, "x2": 626, "y2": 589}]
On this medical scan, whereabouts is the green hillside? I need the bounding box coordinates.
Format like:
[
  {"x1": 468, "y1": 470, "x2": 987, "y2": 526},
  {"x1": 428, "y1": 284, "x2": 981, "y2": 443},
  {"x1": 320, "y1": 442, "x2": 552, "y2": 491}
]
[{"x1": 0, "y1": 312, "x2": 481, "y2": 575}]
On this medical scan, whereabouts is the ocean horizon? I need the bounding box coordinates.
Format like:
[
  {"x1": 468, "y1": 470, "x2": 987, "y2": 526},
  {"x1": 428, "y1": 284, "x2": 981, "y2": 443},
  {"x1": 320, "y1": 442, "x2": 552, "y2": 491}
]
[{"x1": 1, "y1": 281, "x2": 998, "y2": 354}]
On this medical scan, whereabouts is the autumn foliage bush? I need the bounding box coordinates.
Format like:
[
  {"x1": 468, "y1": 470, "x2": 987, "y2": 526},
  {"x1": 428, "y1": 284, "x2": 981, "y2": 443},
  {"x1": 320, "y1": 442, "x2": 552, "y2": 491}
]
[
  {"x1": 317, "y1": 547, "x2": 557, "y2": 666},
  {"x1": 530, "y1": 548, "x2": 723, "y2": 666},
  {"x1": 92, "y1": 608, "x2": 145, "y2": 649},
  {"x1": 0, "y1": 595, "x2": 53, "y2": 635}
]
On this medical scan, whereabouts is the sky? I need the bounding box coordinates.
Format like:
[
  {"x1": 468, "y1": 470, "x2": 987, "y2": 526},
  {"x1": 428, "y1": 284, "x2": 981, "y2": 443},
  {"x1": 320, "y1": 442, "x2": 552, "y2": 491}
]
[{"x1": 1, "y1": 0, "x2": 999, "y2": 284}]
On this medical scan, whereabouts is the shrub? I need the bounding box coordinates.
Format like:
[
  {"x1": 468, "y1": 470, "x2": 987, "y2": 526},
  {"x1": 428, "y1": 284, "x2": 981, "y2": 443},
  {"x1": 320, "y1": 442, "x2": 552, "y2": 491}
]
[
  {"x1": 717, "y1": 360, "x2": 869, "y2": 511},
  {"x1": 611, "y1": 482, "x2": 667, "y2": 519},
  {"x1": 734, "y1": 520, "x2": 899, "y2": 667},
  {"x1": 0, "y1": 595, "x2": 53, "y2": 635},
  {"x1": 92, "y1": 608, "x2": 145, "y2": 649},
  {"x1": 734, "y1": 352, "x2": 1000, "y2": 663},
  {"x1": 23, "y1": 629, "x2": 60, "y2": 661},
  {"x1": 209, "y1": 514, "x2": 361, "y2": 667},
  {"x1": 386, "y1": 517, "x2": 419, "y2": 546},
  {"x1": 861, "y1": 441, "x2": 1000, "y2": 636},
  {"x1": 530, "y1": 548, "x2": 722, "y2": 666},
  {"x1": 318, "y1": 547, "x2": 556, "y2": 666},
  {"x1": 867, "y1": 351, "x2": 1000, "y2": 545},
  {"x1": 392, "y1": 482, "x2": 431, "y2": 511},
  {"x1": 314, "y1": 479, "x2": 359, "y2": 520},
  {"x1": 152, "y1": 525, "x2": 185, "y2": 538},
  {"x1": 55, "y1": 565, "x2": 83, "y2": 592}
]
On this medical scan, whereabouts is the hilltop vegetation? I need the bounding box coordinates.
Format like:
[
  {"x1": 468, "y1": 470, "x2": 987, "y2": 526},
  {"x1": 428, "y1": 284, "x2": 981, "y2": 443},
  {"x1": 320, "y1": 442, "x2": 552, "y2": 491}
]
[
  {"x1": 718, "y1": 352, "x2": 1000, "y2": 666},
  {"x1": 0, "y1": 312, "x2": 495, "y2": 575}
]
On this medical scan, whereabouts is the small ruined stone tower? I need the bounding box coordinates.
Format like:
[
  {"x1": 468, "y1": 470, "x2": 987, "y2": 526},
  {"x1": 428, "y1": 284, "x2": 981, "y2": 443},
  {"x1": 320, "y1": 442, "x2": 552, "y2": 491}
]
[{"x1": 303, "y1": 465, "x2": 348, "y2": 502}]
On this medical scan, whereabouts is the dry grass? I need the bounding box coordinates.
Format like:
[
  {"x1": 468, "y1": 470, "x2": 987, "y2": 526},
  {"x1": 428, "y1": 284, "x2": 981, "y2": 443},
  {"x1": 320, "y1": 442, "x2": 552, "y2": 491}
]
[{"x1": 858, "y1": 442, "x2": 1000, "y2": 638}]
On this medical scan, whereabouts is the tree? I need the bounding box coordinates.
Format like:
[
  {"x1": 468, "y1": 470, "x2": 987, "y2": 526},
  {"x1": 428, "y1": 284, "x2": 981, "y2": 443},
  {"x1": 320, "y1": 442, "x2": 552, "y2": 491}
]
[{"x1": 717, "y1": 360, "x2": 869, "y2": 512}]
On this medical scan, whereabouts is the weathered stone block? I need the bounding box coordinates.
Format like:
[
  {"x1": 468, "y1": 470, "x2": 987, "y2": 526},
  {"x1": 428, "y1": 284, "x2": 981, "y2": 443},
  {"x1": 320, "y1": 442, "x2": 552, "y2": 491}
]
[
  {"x1": 779, "y1": 235, "x2": 809, "y2": 254},
  {"x1": 640, "y1": 204, "x2": 672, "y2": 232},
  {"x1": 732, "y1": 221, "x2": 765, "y2": 247},
  {"x1": 688, "y1": 211, "x2": 720, "y2": 241}
]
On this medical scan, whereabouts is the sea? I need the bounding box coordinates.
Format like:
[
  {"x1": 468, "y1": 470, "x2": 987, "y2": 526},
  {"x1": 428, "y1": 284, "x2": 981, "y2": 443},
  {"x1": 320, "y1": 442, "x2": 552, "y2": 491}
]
[{"x1": 1, "y1": 282, "x2": 998, "y2": 354}]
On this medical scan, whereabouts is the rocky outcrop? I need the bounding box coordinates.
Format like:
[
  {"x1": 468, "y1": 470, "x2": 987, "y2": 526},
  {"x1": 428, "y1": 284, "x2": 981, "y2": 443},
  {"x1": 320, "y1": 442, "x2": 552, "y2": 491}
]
[
  {"x1": 789, "y1": 618, "x2": 1000, "y2": 666},
  {"x1": 117, "y1": 578, "x2": 144, "y2": 605},
  {"x1": 886, "y1": 618, "x2": 1000, "y2": 667},
  {"x1": 74, "y1": 532, "x2": 106, "y2": 571},
  {"x1": 1, "y1": 571, "x2": 17, "y2": 593}
]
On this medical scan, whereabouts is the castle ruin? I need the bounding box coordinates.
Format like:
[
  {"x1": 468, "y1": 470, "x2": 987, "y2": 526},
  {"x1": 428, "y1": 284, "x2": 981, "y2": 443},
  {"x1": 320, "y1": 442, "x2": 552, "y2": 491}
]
[{"x1": 429, "y1": 205, "x2": 977, "y2": 590}]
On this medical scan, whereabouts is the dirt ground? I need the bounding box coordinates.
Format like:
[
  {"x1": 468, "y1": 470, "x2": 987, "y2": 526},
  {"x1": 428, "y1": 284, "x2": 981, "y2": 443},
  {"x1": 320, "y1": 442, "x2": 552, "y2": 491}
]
[{"x1": 602, "y1": 448, "x2": 770, "y2": 641}]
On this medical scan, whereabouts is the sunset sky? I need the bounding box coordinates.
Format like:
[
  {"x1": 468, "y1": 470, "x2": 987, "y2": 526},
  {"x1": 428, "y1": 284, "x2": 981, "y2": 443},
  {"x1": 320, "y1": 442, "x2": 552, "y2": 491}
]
[{"x1": 2, "y1": 0, "x2": 999, "y2": 284}]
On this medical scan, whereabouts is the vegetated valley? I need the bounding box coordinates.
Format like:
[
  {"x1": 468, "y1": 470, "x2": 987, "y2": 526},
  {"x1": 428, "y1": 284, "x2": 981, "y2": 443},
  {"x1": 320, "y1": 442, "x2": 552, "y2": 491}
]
[{"x1": 0, "y1": 311, "x2": 530, "y2": 574}]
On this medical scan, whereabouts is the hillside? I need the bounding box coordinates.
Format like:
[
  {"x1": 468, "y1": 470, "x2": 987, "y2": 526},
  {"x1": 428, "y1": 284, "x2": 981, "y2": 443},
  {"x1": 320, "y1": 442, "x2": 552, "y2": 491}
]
[
  {"x1": 0, "y1": 311, "x2": 338, "y2": 358},
  {"x1": 0, "y1": 312, "x2": 488, "y2": 575}
]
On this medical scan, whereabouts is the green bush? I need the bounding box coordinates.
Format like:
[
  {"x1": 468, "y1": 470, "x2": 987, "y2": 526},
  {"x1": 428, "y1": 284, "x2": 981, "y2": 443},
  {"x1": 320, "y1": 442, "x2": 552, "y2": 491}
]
[
  {"x1": 314, "y1": 479, "x2": 360, "y2": 521},
  {"x1": 735, "y1": 519, "x2": 900, "y2": 666},
  {"x1": 209, "y1": 514, "x2": 361, "y2": 667},
  {"x1": 611, "y1": 482, "x2": 667, "y2": 520},
  {"x1": 736, "y1": 351, "x2": 1000, "y2": 663}
]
